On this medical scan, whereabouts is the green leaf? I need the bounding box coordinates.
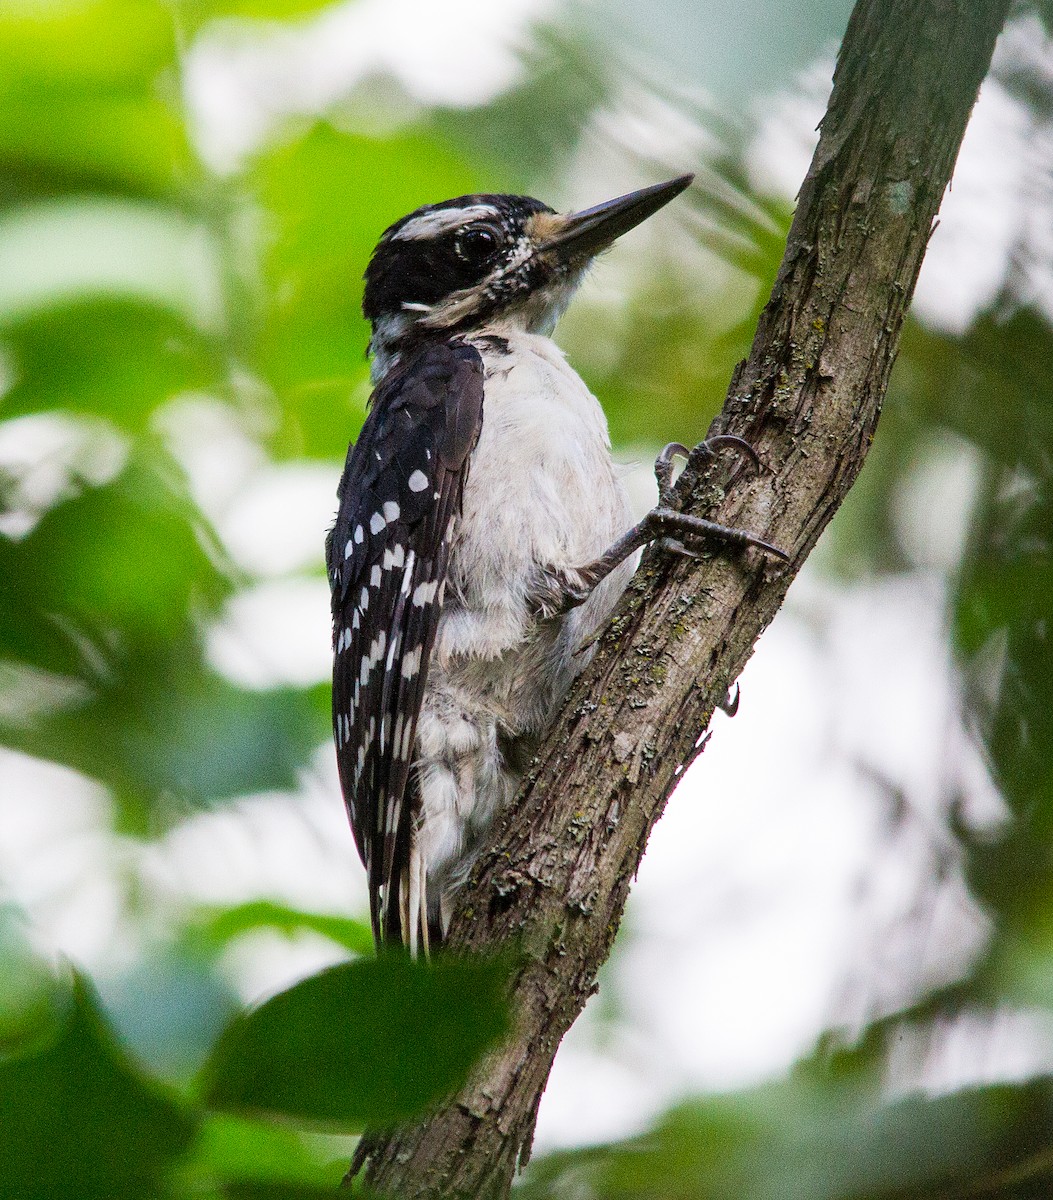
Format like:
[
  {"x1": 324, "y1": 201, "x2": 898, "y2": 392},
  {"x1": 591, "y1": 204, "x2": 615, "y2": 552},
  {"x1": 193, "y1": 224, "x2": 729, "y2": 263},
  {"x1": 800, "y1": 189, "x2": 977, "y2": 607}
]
[
  {"x1": 899, "y1": 311, "x2": 1053, "y2": 476},
  {"x1": 954, "y1": 473, "x2": 1053, "y2": 934},
  {"x1": 0, "y1": 299, "x2": 226, "y2": 429},
  {"x1": 0, "y1": 908, "x2": 68, "y2": 1055},
  {"x1": 0, "y1": 446, "x2": 231, "y2": 678},
  {"x1": 179, "y1": 1112, "x2": 343, "y2": 1190},
  {"x1": 0, "y1": 972, "x2": 195, "y2": 1200},
  {"x1": 2, "y1": 656, "x2": 330, "y2": 833},
  {"x1": 0, "y1": 449, "x2": 329, "y2": 827},
  {"x1": 0, "y1": 0, "x2": 196, "y2": 202},
  {"x1": 201, "y1": 954, "x2": 510, "y2": 1128},
  {"x1": 223, "y1": 1185, "x2": 353, "y2": 1200},
  {"x1": 186, "y1": 899, "x2": 375, "y2": 958},
  {"x1": 182, "y1": 0, "x2": 341, "y2": 25}
]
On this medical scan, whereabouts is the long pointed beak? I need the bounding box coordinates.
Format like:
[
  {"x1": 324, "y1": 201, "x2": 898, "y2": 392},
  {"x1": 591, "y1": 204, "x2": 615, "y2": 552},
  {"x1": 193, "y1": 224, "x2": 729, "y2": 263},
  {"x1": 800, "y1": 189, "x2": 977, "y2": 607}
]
[{"x1": 539, "y1": 174, "x2": 694, "y2": 263}]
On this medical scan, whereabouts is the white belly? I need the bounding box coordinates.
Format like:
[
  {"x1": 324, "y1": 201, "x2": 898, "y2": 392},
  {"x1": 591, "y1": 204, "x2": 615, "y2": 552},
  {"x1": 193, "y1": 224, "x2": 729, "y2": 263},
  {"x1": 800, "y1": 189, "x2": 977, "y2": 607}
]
[
  {"x1": 413, "y1": 329, "x2": 634, "y2": 913},
  {"x1": 437, "y1": 329, "x2": 631, "y2": 687}
]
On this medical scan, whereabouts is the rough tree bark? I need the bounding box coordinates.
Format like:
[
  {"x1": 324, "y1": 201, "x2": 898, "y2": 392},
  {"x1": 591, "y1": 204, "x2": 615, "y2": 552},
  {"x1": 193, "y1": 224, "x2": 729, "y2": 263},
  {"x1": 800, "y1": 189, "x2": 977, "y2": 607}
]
[{"x1": 355, "y1": 1, "x2": 1012, "y2": 1195}]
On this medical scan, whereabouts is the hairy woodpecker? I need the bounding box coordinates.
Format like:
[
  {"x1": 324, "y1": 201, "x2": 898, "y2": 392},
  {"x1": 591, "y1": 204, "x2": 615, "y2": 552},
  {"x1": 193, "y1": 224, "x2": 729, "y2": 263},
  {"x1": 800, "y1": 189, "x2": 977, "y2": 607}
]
[{"x1": 328, "y1": 175, "x2": 784, "y2": 953}]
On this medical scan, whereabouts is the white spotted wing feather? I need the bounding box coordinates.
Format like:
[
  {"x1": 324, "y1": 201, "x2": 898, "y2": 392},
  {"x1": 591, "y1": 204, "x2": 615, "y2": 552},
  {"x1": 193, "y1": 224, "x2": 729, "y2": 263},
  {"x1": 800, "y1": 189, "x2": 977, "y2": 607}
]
[{"x1": 327, "y1": 338, "x2": 484, "y2": 946}]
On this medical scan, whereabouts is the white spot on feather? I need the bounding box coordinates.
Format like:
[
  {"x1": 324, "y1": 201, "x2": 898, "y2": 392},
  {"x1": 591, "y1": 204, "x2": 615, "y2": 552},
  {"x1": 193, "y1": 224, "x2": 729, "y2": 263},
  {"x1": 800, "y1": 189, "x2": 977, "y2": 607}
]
[
  {"x1": 408, "y1": 469, "x2": 428, "y2": 492},
  {"x1": 369, "y1": 632, "x2": 387, "y2": 665},
  {"x1": 413, "y1": 580, "x2": 438, "y2": 607},
  {"x1": 401, "y1": 646, "x2": 422, "y2": 679}
]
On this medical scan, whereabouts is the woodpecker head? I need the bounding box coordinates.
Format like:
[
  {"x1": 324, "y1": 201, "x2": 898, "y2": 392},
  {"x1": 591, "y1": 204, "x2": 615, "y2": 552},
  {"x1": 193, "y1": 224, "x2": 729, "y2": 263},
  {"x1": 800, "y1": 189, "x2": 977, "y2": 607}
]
[{"x1": 363, "y1": 174, "x2": 693, "y2": 372}]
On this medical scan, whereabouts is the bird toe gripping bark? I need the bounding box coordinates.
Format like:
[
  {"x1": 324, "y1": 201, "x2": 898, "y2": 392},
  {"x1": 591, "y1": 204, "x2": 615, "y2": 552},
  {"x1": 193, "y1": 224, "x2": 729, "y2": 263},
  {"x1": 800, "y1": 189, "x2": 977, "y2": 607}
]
[
  {"x1": 653, "y1": 437, "x2": 776, "y2": 560},
  {"x1": 552, "y1": 437, "x2": 788, "y2": 614}
]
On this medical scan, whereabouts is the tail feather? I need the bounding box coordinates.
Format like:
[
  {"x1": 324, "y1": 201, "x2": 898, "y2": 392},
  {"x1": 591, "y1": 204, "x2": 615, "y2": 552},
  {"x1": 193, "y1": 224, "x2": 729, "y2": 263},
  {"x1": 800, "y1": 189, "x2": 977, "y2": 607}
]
[{"x1": 408, "y1": 845, "x2": 425, "y2": 958}]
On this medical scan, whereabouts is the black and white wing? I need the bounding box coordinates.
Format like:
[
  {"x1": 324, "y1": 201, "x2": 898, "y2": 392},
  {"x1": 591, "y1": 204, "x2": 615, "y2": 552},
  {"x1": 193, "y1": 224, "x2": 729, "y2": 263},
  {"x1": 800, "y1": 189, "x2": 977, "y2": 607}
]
[{"x1": 327, "y1": 337, "x2": 484, "y2": 948}]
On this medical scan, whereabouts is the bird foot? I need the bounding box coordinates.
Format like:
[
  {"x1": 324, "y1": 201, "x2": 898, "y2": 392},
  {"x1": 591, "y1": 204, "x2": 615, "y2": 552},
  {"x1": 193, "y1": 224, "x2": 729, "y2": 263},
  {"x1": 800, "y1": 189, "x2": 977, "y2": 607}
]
[
  {"x1": 543, "y1": 435, "x2": 787, "y2": 620},
  {"x1": 654, "y1": 434, "x2": 765, "y2": 502},
  {"x1": 645, "y1": 507, "x2": 789, "y2": 562},
  {"x1": 650, "y1": 435, "x2": 786, "y2": 563}
]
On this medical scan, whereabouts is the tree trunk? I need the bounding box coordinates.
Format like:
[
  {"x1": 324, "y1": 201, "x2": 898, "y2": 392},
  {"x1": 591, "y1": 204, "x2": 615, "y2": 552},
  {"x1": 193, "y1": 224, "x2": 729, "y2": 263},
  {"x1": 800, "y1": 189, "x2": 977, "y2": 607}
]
[{"x1": 354, "y1": 1, "x2": 1012, "y2": 1195}]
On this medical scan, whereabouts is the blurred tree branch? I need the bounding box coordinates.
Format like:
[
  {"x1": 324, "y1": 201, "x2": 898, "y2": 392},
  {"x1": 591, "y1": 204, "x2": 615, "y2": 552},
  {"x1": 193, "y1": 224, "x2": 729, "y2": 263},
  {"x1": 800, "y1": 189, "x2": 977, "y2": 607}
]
[{"x1": 354, "y1": 1, "x2": 1012, "y2": 1196}]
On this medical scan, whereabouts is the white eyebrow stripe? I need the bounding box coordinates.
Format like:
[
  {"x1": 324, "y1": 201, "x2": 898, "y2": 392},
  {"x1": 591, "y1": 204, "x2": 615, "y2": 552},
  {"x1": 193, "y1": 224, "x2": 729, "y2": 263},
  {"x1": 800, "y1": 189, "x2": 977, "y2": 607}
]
[{"x1": 391, "y1": 205, "x2": 500, "y2": 241}]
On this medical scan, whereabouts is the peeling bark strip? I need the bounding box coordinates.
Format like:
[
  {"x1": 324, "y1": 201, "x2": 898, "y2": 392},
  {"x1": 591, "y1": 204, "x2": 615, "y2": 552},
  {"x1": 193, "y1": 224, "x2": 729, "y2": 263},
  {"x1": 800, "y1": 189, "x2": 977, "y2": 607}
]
[{"x1": 356, "y1": 2, "x2": 1012, "y2": 1196}]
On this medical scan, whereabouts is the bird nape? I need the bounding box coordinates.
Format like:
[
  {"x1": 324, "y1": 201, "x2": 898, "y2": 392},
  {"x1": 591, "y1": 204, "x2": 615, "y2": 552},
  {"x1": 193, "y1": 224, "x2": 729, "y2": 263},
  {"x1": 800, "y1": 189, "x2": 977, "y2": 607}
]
[{"x1": 326, "y1": 174, "x2": 785, "y2": 955}]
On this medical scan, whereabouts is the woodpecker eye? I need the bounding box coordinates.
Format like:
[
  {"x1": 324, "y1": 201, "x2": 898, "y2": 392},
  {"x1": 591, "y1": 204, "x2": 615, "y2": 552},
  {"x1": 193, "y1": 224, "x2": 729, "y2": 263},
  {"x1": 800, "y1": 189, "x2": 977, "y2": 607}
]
[{"x1": 456, "y1": 226, "x2": 499, "y2": 264}]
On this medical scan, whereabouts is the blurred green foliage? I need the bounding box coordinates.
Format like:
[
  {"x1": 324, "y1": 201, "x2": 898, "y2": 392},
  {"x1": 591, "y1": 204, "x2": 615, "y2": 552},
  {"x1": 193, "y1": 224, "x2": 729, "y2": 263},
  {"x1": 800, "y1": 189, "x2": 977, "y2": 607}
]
[
  {"x1": 0, "y1": 0, "x2": 1052, "y2": 1197},
  {"x1": 522, "y1": 1072, "x2": 1053, "y2": 1199},
  {"x1": 202, "y1": 954, "x2": 510, "y2": 1126},
  {"x1": 0, "y1": 972, "x2": 196, "y2": 1200},
  {"x1": 254, "y1": 123, "x2": 483, "y2": 454}
]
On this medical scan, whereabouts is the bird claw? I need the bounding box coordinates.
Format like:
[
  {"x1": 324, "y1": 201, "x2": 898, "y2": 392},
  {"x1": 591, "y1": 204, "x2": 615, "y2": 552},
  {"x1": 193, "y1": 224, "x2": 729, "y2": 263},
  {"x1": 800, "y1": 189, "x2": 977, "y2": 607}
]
[
  {"x1": 655, "y1": 435, "x2": 768, "y2": 508},
  {"x1": 655, "y1": 442, "x2": 690, "y2": 503},
  {"x1": 688, "y1": 433, "x2": 764, "y2": 474},
  {"x1": 658, "y1": 536, "x2": 702, "y2": 560}
]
